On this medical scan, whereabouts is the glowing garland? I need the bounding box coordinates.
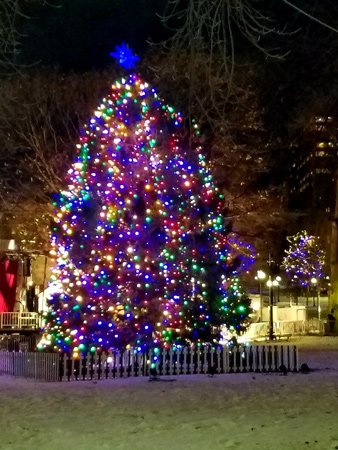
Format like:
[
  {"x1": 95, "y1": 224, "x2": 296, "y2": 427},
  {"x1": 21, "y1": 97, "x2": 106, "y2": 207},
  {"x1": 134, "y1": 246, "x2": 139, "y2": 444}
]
[
  {"x1": 40, "y1": 74, "x2": 251, "y2": 354},
  {"x1": 226, "y1": 233, "x2": 256, "y2": 274}
]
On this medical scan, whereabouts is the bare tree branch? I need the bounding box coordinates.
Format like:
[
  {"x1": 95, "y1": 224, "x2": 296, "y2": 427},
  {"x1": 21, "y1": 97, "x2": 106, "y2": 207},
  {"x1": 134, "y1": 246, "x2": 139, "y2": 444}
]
[
  {"x1": 0, "y1": 0, "x2": 19, "y2": 69},
  {"x1": 281, "y1": 0, "x2": 338, "y2": 34}
]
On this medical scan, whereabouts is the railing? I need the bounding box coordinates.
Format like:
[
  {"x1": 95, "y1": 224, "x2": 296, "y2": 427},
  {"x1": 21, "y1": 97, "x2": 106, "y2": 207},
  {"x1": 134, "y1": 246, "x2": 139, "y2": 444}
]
[
  {"x1": 243, "y1": 319, "x2": 325, "y2": 342},
  {"x1": 0, "y1": 344, "x2": 299, "y2": 382},
  {"x1": 0, "y1": 334, "x2": 38, "y2": 352},
  {"x1": 0, "y1": 312, "x2": 41, "y2": 330},
  {"x1": 304, "y1": 318, "x2": 325, "y2": 335}
]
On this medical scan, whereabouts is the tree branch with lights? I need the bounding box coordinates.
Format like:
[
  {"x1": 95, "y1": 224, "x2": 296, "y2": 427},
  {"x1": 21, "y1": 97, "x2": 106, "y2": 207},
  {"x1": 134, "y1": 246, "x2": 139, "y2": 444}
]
[{"x1": 282, "y1": 230, "x2": 326, "y2": 289}]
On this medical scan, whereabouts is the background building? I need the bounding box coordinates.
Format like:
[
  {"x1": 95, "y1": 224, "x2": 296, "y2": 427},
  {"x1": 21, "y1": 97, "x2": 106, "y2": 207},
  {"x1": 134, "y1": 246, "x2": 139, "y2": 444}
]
[{"x1": 289, "y1": 116, "x2": 338, "y2": 214}]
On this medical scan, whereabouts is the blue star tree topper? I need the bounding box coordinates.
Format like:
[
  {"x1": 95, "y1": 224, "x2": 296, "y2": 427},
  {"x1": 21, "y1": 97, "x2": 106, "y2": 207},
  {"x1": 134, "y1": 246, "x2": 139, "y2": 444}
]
[{"x1": 109, "y1": 43, "x2": 140, "y2": 70}]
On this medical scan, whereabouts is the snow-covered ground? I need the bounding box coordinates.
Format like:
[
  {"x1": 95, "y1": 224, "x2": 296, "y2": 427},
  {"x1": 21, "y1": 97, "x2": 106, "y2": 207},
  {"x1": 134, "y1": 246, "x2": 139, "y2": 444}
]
[{"x1": 1, "y1": 336, "x2": 338, "y2": 450}]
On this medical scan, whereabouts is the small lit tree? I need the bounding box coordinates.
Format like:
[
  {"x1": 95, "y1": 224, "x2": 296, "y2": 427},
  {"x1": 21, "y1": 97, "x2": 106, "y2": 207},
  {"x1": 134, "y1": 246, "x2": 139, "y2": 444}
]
[{"x1": 282, "y1": 231, "x2": 325, "y2": 300}]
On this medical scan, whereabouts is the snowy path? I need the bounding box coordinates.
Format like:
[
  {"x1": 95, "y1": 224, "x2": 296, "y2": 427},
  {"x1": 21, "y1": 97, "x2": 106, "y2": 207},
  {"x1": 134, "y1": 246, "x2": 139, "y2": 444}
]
[{"x1": 1, "y1": 337, "x2": 338, "y2": 450}]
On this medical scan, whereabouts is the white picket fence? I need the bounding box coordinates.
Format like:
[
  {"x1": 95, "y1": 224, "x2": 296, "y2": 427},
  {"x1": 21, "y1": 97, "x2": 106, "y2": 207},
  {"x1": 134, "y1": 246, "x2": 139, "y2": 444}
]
[
  {"x1": 0, "y1": 351, "x2": 59, "y2": 381},
  {"x1": 0, "y1": 345, "x2": 299, "y2": 382}
]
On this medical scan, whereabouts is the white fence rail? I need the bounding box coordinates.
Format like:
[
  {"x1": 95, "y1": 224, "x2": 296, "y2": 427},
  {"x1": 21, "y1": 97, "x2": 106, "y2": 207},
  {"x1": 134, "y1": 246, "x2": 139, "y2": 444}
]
[
  {"x1": 0, "y1": 312, "x2": 41, "y2": 330},
  {"x1": 244, "y1": 319, "x2": 325, "y2": 342},
  {"x1": 0, "y1": 345, "x2": 299, "y2": 382}
]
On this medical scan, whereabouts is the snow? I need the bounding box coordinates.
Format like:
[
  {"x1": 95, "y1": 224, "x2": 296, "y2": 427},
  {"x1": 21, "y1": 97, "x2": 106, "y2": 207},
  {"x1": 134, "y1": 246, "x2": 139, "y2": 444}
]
[{"x1": 1, "y1": 336, "x2": 338, "y2": 450}]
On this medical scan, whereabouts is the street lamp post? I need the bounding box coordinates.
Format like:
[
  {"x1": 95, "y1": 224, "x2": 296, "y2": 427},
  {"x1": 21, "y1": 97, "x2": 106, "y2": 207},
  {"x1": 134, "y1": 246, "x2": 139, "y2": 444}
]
[
  {"x1": 267, "y1": 255, "x2": 277, "y2": 341},
  {"x1": 257, "y1": 270, "x2": 266, "y2": 322},
  {"x1": 311, "y1": 277, "x2": 319, "y2": 318},
  {"x1": 276, "y1": 276, "x2": 282, "y2": 302},
  {"x1": 266, "y1": 278, "x2": 275, "y2": 340},
  {"x1": 310, "y1": 277, "x2": 317, "y2": 307}
]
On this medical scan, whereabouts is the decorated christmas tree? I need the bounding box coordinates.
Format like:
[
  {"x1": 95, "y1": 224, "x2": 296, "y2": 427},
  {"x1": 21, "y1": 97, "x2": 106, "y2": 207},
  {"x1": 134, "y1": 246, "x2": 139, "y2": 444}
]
[{"x1": 40, "y1": 49, "x2": 251, "y2": 354}]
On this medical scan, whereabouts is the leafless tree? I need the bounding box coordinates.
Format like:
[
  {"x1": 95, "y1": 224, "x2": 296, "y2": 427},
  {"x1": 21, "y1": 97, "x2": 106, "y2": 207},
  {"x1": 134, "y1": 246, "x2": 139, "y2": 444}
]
[
  {"x1": 158, "y1": 0, "x2": 287, "y2": 118},
  {"x1": 151, "y1": 0, "x2": 337, "y2": 260},
  {"x1": 0, "y1": 0, "x2": 21, "y2": 70},
  {"x1": 0, "y1": 70, "x2": 113, "y2": 251},
  {"x1": 158, "y1": 1, "x2": 338, "y2": 122}
]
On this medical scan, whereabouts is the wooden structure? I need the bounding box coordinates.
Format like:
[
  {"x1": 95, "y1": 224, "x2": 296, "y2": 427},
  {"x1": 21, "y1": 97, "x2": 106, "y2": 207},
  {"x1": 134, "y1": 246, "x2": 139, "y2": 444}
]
[{"x1": 0, "y1": 312, "x2": 41, "y2": 332}]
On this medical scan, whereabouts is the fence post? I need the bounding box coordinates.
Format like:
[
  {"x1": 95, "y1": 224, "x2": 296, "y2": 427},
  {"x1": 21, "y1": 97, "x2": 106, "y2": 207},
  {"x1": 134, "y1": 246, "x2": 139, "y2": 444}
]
[
  {"x1": 194, "y1": 346, "x2": 202, "y2": 373},
  {"x1": 222, "y1": 346, "x2": 229, "y2": 373},
  {"x1": 182, "y1": 347, "x2": 187, "y2": 375},
  {"x1": 134, "y1": 351, "x2": 140, "y2": 377},
  {"x1": 294, "y1": 346, "x2": 299, "y2": 372},
  {"x1": 244, "y1": 346, "x2": 250, "y2": 372},
  {"x1": 216, "y1": 347, "x2": 221, "y2": 374},
  {"x1": 276, "y1": 346, "x2": 281, "y2": 369},
  {"x1": 203, "y1": 346, "x2": 208, "y2": 374},
  {"x1": 257, "y1": 346, "x2": 262, "y2": 372},
  {"x1": 239, "y1": 346, "x2": 244, "y2": 372},
  {"x1": 54, "y1": 353, "x2": 59, "y2": 382},
  {"x1": 169, "y1": 348, "x2": 174, "y2": 375},
  {"x1": 176, "y1": 347, "x2": 181, "y2": 375},
  {"x1": 232, "y1": 346, "x2": 238, "y2": 372},
  {"x1": 34, "y1": 352, "x2": 37, "y2": 380}
]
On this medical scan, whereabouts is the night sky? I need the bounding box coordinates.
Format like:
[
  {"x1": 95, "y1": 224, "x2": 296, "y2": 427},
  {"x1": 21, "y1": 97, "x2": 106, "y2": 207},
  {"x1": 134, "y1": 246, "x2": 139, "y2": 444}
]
[{"x1": 19, "y1": 0, "x2": 167, "y2": 71}]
